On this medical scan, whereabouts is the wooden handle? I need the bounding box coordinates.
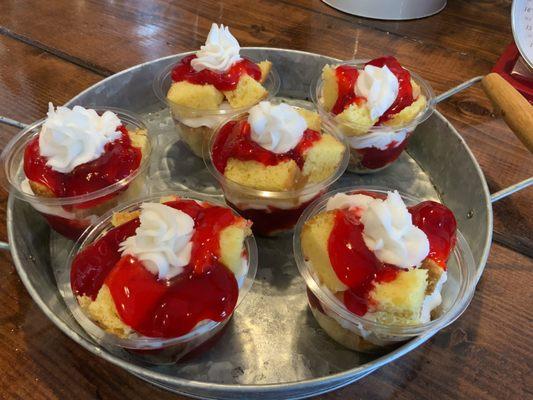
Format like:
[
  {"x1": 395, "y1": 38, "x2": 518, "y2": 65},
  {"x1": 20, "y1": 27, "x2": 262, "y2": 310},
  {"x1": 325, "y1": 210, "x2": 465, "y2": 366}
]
[{"x1": 482, "y1": 72, "x2": 533, "y2": 154}]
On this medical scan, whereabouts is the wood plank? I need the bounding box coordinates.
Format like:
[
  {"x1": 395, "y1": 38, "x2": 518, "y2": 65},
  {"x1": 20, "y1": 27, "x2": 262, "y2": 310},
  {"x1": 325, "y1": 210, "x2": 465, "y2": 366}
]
[
  {"x1": 295, "y1": 0, "x2": 514, "y2": 63},
  {"x1": 0, "y1": 34, "x2": 102, "y2": 245},
  {"x1": 0, "y1": 34, "x2": 103, "y2": 124}
]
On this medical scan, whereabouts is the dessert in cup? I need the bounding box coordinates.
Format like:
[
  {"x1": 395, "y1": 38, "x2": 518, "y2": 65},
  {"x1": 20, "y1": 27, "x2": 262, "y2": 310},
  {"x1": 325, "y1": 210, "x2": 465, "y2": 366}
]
[
  {"x1": 205, "y1": 100, "x2": 348, "y2": 236},
  {"x1": 154, "y1": 23, "x2": 280, "y2": 157},
  {"x1": 294, "y1": 187, "x2": 475, "y2": 352},
  {"x1": 1, "y1": 104, "x2": 151, "y2": 240},
  {"x1": 313, "y1": 56, "x2": 434, "y2": 173},
  {"x1": 59, "y1": 193, "x2": 257, "y2": 364}
]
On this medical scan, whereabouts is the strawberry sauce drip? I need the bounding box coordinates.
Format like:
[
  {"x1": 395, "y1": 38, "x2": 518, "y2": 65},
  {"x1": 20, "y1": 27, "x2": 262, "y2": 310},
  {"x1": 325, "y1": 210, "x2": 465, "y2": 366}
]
[
  {"x1": 171, "y1": 54, "x2": 261, "y2": 91},
  {"x1": 409, "y1": 201, "x2": 457, "y2": 267},
  {"x1": 71, "y1": 199, "x2": 242, "y2": 338},
  {"x1": 23, "y1": 125, "x2": 142, "y2": 208},
  {"x1": 71, "y1": 218, "x2": 140, "y2": 300},
  {"x1": 366, "y1": 56, "x2": 414, "y2": 123},
  {"x1": 212, "y1": 119, "x2": 321, "y2": 172},
  {"x1": 326, "y1": 198, "x2": 457, "y2": 316},
  {"x1": 331, "y1": 65, "x2": 365, "y2": 115},
  {"x1": 328, "y1": 209, "x2": 400, "y2": 316}
]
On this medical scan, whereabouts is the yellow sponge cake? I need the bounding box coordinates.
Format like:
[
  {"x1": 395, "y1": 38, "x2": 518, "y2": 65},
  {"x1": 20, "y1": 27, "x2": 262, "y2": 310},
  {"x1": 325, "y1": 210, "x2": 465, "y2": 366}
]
[
  {"x1": 302, "y1": 134, "x2": 346, "y2": 183},
  {"x1": 223, "y1": 75, "x2": 269, "y2": 109},
  {"x1": 224, "y1": 159, "x2": 302, "y2": 191},
  {"x1": 218, "y1": 108, "x2": 345, "y2": 192},
  {"x1": 301, "y1": 211, "x2": 347, "y2": 293}
]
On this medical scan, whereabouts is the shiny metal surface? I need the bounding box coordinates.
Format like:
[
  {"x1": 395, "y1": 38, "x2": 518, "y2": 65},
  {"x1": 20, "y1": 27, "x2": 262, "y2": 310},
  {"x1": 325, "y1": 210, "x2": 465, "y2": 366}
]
[
  {"x1": 7, "y1": 48, "x2": 493, "y2": 399},
  {"x1": 491, "y1": 177, "x2": 533, "y2": 202},
  {"x1": 0, "y1": 115, "x2": 28, "y2": 129},
  {"x1": 434, "y1": 76, "x2": 483, "y2": 104}
]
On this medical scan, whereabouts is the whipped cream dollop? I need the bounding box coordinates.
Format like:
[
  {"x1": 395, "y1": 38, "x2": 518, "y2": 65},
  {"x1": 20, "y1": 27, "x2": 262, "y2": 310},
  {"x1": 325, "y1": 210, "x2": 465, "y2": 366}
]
[
  {"x1": 191, "y1": 23, "x2": 242, "y2": 73},
  {"x1": 326, "y1": 191, "x2": 429, "y2": 268},
  {"x1": 248, "y1": 101, "x2": 307, "y2": 154},
  {"x1": 355, "y1": 65, "x2": 399, "y2": 120},
  {"x1": 38, "y1": 103, "x2": 121, "y2": 173},
  {"x1": 120, "y1": 203, "x2": 195, "y2": 280}
]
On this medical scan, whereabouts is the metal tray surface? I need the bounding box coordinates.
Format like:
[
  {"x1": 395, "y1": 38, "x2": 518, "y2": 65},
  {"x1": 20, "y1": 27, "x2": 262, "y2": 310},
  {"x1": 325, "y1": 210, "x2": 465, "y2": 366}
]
[{"x1": 7, "y1": 48, "x2": 492, "y2": 400}]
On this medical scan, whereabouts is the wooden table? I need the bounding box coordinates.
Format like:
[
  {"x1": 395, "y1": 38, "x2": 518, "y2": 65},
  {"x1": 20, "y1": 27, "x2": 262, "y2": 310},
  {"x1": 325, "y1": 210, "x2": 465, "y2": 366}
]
[{"x1": 0, "y1": 1, "x2": 531, "y2": 398}]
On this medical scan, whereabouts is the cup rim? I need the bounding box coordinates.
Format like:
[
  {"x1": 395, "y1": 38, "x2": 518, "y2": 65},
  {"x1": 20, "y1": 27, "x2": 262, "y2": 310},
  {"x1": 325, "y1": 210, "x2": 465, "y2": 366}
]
[
  {"x1": 57, "y1": 190, "x2": 259, "y2": 349},
  {"x1": 203, "y1": 101, "x2": 350, "y2": 200},
  {"x1": 0, "y1": 107, "x2": 153, "y2": 207},
  {"x1": 310, "y1": 59, "x2": 436, "y2": 135},
  {"x1": 293, "y1": 185, "x2": 477, "y2": 338},
  {"x1": 152, "y1": 54, "x2": 281, "y2": 115}
]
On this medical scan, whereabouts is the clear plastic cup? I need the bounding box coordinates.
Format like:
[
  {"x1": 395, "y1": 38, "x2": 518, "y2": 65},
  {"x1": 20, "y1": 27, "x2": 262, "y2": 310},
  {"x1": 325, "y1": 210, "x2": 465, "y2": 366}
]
[
  {"x1": 56, "y1": 192, "x2": 258, "y2": 365},
  {"x1": 204, "y1": 104, "x2": 349, "y2": 237},
  {"x1": 293, "y1": 186, "x2": 476, "y2": 353},
  {"x1": 153, "y1": 56, "x2": 281, "y2": 158},
  {"x1": 312, "y1": 61, "x2": 435, "y2": 174},
  {"x1": 0, "y1": 108, "x2": 152, "y2": 240}
]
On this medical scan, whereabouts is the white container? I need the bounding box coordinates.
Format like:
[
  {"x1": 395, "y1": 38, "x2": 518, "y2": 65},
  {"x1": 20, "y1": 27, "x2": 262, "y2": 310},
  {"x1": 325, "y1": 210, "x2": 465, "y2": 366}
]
[{"x1": 322, "y1": 0, "x2": 447, "y2": 20}]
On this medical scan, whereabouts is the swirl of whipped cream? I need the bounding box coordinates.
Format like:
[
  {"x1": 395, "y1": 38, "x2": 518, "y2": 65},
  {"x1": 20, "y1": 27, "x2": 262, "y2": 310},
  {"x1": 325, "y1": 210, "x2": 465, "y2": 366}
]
[
  {"x1": 326, "y1": 191, "x2": 429, "y2": 268},
  {"x1": 120, "y1": 202, "x2": 195, "y2": 280},
  {"x1": 355, "y1": 65, "x2": 399, "y2": 120},
  {"x1": 191, "y1": 23, "x2": 242, "y2": 73},
  {"x1": 248, "y1": 101, "x2": 307, "y2": 154},
  {"x1": 38, "y1": 103, "x2": 121, "y2": 174}
]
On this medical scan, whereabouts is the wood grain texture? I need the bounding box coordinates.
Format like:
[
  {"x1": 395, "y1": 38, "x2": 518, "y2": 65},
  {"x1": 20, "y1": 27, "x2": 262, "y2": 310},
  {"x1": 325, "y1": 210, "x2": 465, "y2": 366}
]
[{"x1": 0, "y1": 1, "x2": 531, "y2": 399}]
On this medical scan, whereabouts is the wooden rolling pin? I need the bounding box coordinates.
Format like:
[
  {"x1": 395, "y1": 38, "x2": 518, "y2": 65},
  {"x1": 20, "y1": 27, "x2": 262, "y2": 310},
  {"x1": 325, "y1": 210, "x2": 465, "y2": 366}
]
[{"x1": 482, "y1": 72, "x2": 533, "y2": 154}]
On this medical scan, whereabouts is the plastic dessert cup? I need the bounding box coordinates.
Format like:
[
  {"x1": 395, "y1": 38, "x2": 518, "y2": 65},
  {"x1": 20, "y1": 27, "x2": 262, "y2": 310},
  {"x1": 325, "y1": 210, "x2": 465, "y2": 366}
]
[
  {"x1": 154, "y1": 56, "x2": 281, "y2": 158},
  {"x1": 293, "y1": 186, "x2": 476, "y2": 353},
  {"x1": 57, "y1": 192, "x2": 258, "y2": 365},
  {"x1": 312, "y1": 61, "x2": 435, "y2": 174},
  {"x1": 204, "y1": 108, "x2": 349, "y2": 237},
  {"x1": 0, "y1": 108, "x2": 152, "y2": 240}
]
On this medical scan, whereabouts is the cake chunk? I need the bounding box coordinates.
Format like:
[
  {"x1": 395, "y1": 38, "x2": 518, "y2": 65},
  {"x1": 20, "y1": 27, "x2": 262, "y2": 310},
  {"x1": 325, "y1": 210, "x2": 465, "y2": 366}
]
[
  {"x1": 220, "y1": 219, "x2": 252, "y2": 276},
  {"x1": 321, "y1": 65, "x2": 338, "y2": 112},
  {"x1": 301, "y1": 211, "x2": 347, "y2": 293},
  {"x1": 129, "y1": 128, "x2": 149, "y2": 153},
  {"x1": 297, "y1": 108, "x2": 322, "y2": 132},
  {"x1": 335, "y1": 104, "x2": 377, "y2": 136},
  {"x1": 224, "y1": 158, "x2": 301, "y2": 191},
  {"x1": 384, "y1": 95, "x2": 427, "y2": 128},
  {"x1": 257, "y1": 60, "x2": 272, "y2": 84},
  {"x1": 28, "y1": 180, "x2": 55, "y2": 197},
  {"x1": 111, "y1": 210, "x2": 141, "y2": 227},
  {"x1": 369, "y1": 269, "x2": 429, "y2": 325},
  {"x1": 79, "y1": 285, "x2": 132, "y2": 338},
  {"x1": 420, "y1": 258, "x2": 445, "y2": 294},
  {"x1": 167, "y1": 81, "x2": 224, "y2": 110},
  {"x1": 223, "y1": 75, "x2": 268, "y2": 108},
  {"x1": 302, "y1": 134, "x2": 345, "y2": 183}
]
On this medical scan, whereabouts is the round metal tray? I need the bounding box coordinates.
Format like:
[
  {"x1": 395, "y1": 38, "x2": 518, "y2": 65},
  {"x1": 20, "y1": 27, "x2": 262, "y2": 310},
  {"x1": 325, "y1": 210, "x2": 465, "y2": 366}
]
[{"x1": 7, "y1": 48, "x2": 493, "y2": 399}]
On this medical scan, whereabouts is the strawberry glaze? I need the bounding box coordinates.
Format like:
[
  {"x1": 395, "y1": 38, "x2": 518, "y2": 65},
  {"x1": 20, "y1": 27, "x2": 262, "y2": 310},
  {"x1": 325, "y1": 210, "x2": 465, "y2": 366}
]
[
  {"x1": 331, "y1": 56, "x2": 414, "y2": 124},
  {"x1": 23, "y1": 125, "x2": 142, "y2": 209},
  {"x1": 212, "y1": 119, "x2": 321, "y2": 172},
  {"x1": 71, "y1": 199, "x2": 243, "y2": 338},
  {"x1": 326, "y1": 199, "x2": 456, "y2": 316},
  {"x1": 171, "y1": 54, "x2": 261, "y2": 91}
]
